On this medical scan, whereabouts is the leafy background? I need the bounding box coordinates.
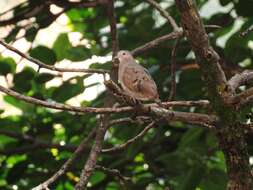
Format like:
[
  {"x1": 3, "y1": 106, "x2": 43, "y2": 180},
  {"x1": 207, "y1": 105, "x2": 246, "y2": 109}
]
[{"x1": 0, "y1": 0, "x2": 253, "y2": 189}]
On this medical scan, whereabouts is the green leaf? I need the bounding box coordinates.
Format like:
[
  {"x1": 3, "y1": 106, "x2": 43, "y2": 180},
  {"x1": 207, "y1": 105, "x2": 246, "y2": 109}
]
[
  {"x1": 200, "y1": 169, "x2": 227, "y2": 190},
  {"x1": 13, "y1": 67, "x2": 36, "y2": 92},
  {"x1": 225, "y1": 31, "x2": 253, "y2": 63},
  {"x1": 35, "y1": 73, "x2": 55, "y2": 84},
  {"x1": 53, "y1": 33, "x2": 72, "y2": 61},
  {"x1": 178, "y1": 163, "x2": 205, "y2": 190},
  {"x1": 179, "y1": 128, "x2": 204, "y2": 148},
  {"x1": 89, "y1": 171, "x2": 106, "y2": 186},
  {"x1": 52, "y1": 79, "x2": 84, "y2": 102},
  {"x1": 3, "y1": 95, "x2": 25, "y2": 110},
  {"x1": 66, "y1": 45, "x2": 90, "y2": 61},
  {"x1": 89, "y1": 62, "x2": 111, "y2": 70},
  {"x1": 0, "y1": 135, "x2": 17, "y2": 149},
  {"x1": 5, "y1": 27, "x2": 21, "y2": 43},
  {"x1": 105, "y1": 182, "x2": 120, "y2": 190},
  {"x1": 53, "y1": 33, "x2": 90, "y2": 61},
  {"x1": 6, "y1": 161, "x2": 28, "y2": 184},
  {"x1": 25, "y1": 26, "x2": 38, "y2": 42},
  {"x1": 0, "y1": 57, "x2": 16, "y2": 75},
  {"x1": 29, "y1": 45, "x2": 57, "y2": 65},
  {"x1": 178, "y1": 69, "x2": 204, "y2": 100}
]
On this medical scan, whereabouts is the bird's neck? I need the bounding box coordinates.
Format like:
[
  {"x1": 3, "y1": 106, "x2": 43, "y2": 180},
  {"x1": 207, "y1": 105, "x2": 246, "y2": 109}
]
[{"x1": 121, "y1": 57, "x2": 135, "y2": 65}]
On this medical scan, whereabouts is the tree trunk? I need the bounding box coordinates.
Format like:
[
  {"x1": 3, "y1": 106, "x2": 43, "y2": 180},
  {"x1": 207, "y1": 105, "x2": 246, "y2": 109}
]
[{"x1": 175, "y1": 0, "x2": 253, "y2": 189}]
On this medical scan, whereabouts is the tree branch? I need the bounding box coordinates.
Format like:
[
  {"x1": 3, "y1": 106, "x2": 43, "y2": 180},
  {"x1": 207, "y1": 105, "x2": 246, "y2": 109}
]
[
  {"x1": 102, "y1": 122, "x2": 156, "y2": 153},
  {"x1": 175, "y1": 1, "x2": 228, "y2": 96},
  {"x1": 230, "y1": 87, "x2": 253, "y2": 108},
  {"x1": 75, "y1": 118, "x2": 107, "y2": 189},
  {"x1": 144, "y1": 0, "x2": 179, "y2": 31},
  {"x1": 106, "y1": 0, "x2": 119, "y2": 57},
  {"x1": 95, "y1": 165, "x2": 131, "y2": 182},
  {"x1": 175, "y1": 0, "x2": 252, "y2": 189},
  {"x1": 0, "y1": 84, "x2": 131, "y2": 113},
  {"x1": 131, "y1": 31, "x2": 183, "y2": 56},
  {"x1": 168, "y1": 38, "x2": 180, "y2": 100},
  {"x1": 0, "y1": 40, "x2": 109, "y2": 74},
  {"x1": 0, "y1": 83, "x2": 210, "y2": 114},
  {"x1": 228, "y1": 70, "x2": 253, "y2": 91},
  {"x1": 239, "y1": 25, "x2": 253, "y2": 37},
  {"x1": 31, "y1": 127, "x2": 96, "y2": 190},
  {"x1": 150, "y1": 107, "x2": 216, "y2": 128},
  {"x1": 75, "y1": 1, "x2": 119, "y2": 189}
]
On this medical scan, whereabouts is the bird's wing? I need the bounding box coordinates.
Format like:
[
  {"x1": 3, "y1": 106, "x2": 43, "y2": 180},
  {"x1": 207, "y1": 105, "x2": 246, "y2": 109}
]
[{"x1": 120, "y1": 64, "x2": 159, "y2": 101}]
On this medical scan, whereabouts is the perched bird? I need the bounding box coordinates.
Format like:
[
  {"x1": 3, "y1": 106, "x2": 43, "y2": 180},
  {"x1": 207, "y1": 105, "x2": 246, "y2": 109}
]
[{"x1": 117, "y1": 50, "x2": 160, "y2": 102}]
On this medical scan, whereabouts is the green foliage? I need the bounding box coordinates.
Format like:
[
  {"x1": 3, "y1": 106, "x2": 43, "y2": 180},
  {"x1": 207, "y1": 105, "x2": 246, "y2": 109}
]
[
  {"x1": 52, "y1": 77, "x2": 85, "y2": 102},
  {"x1": 53, "y1": 33, "x2": 91, "y2": 62},
  {"x1": 0, "y1": 57, "x2": 16, "y2": 76},
  {"x1": 29, "y1": 46, "x2": 57, "y2": 65},
  {"x1": 0, "y1": 0, "x2": 252, "y2": 190}
]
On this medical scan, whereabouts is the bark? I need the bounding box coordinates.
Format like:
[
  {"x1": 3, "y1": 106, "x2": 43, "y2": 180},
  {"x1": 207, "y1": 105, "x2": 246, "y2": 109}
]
[{"x1": 175, "y1": 0, "x2": 253, "y2": 189}]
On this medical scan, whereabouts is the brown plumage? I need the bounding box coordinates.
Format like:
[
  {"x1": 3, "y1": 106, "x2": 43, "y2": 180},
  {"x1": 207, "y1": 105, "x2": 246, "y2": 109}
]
[{"x1": 117, "y1": 50, "x2": 159, "y2": 101}]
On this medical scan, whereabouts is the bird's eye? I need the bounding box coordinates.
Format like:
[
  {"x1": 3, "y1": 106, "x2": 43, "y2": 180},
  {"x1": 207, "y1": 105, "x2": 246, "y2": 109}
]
[{"x1": 122, "y1": 52, "x2": 126, "y2": 55}]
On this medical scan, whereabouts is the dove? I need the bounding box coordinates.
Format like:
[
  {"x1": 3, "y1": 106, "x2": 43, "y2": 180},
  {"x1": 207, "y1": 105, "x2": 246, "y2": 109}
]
[{"x1": 117, "y1": 50, "x2": 160, "y2": 102}]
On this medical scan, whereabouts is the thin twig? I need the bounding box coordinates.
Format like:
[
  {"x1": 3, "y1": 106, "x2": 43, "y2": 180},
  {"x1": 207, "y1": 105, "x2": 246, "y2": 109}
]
[
  {"x1": 240, "y1": 25, "x2": 253, "y2": 37},
  {"x1": 144, "y1": 0, "x2": 179, "y2": 31},
  {"x1": 31, "y1": 127, "x2": 96, "y2": 190},
  {"x1": 106, "y1": 0, "x2": 119, "y2": 57},
  {"x1": 95, "y1": 165, "x2": 131, "y2": 182},
  {"x1": 0, "y1": 117, "x2": 152, "y2": 155},
  {"x1": 0, "y1": 40, "x2": 109, "y2": 74},
  {"x1": 102, "y1": 122, "x2": 156, "y2": 153},
  {"x1": 168, "y1": 38, "x2": 180, "y2": 100},
  {"x1": 131, "y1": 30, "x2": 183, "y2": 56},
  {"x1": 0, "y1": 84, "x2": 131, "y2": 113}
]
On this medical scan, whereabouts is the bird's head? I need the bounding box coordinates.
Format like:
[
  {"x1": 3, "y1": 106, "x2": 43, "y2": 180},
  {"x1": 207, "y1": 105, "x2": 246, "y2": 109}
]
[{"x1": 116, "y1": 50, "x2": 134, "y2": 63}]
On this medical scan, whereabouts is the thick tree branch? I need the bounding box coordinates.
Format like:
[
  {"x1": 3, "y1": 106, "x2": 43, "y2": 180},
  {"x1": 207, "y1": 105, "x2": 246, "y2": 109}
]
[
  {"x1": 0, "y1": 83, "x2": 210, "y2": 114},
  {"x1": 150, "y1": 107, "x2": 216, "y2": 128},
  {"x1": 175, "y1": 0, "x2": 252, "y2": 189},
  {"x1": 75, "y1": 119, "x2": 107, "y2": 189},
  {"x1": 228, "y1": 70, "x2": 253, "y2": 91},
  {"x1": 75, "y1": 1, "x2": 119, "y2": 189},
  {"x1": 175, "y1": 1, "x2": 228, "y2": 98},
  {"x1": 54, "y1": 0, "x2": 104, "y2": 9},
  {"x1": 230, "y1": 87, "x2": 253, "y2": 108}
]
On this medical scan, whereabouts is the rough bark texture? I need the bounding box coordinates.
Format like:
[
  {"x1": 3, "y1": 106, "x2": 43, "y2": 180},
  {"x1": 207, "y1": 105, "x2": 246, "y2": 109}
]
[{"x1": 175, "y1": 0, "x2": 252, "y2": 189}]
